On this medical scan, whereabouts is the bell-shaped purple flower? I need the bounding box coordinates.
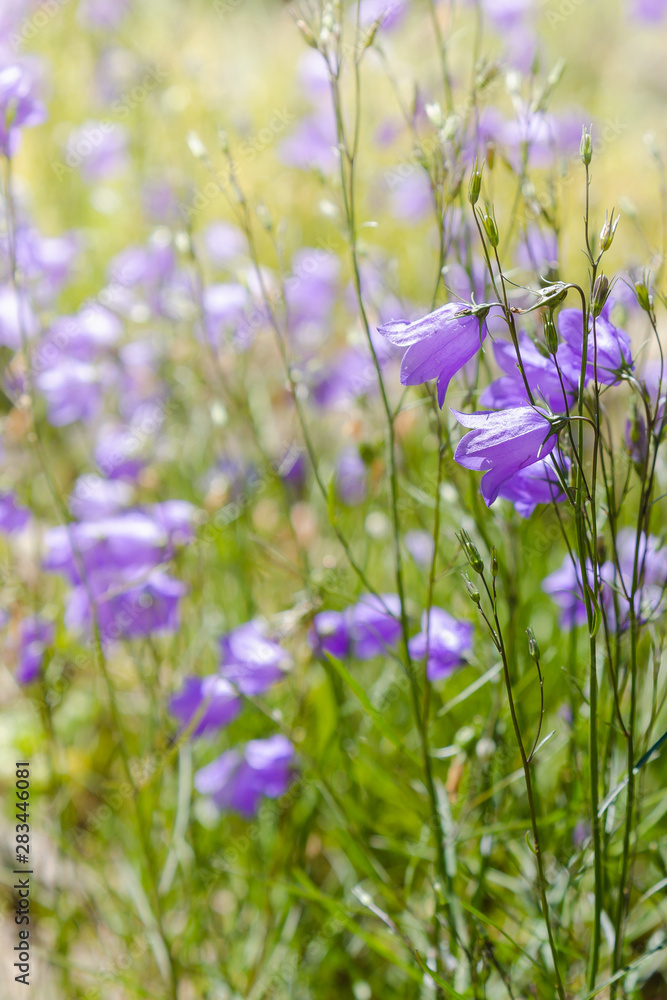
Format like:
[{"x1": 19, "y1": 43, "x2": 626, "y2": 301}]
[
  {"x1": 496, "y1": 456, "x2": 566, "y2": 518},
  {"x1": 65, "y1": 570, "x2": 186, "y2": 642},
  {"x1": 480, "y1": 334, "x2": 576, "y2": 413},
  {"x1": 558, "y1": 308, "x2": 633, "y2": 386},
  {"x1": 452, "y1": 405, "x2": 558, "y2": 507},
  {"x1": 0, "y1": 492, "x2": 30, "y2": 533},
  {"x1": 346, "y1": 593, "x2": 401, "y2": 660},
  {"x1": 335, "y1": 446, "x2": 368, "y2": 506},
  {"x1": 309, "y1": 610, "x2": 349, "y2": 660},
  {"x1": 542, "y1": 555, "x2": 593, "y2": 629},
  {"x1": 378, "y1": 303, "x2": 488, "y2": 406},
  {"x1": 68, "y1": 474, "x2": 134, "y2": 520},
  {"x1": 408, "y1": 608, "x2": 473, "y2": 681},
  {"x1": 0, "y1": 64, "x2": 47, "y2": 157},
  {"x1": 404, "y1": 530, "x2": 435, "y2": 567},
  {"x1": 15, "y1": 617, "x2": 54, "y2": 684},
  {"x1": 194, "y1": 734, "x2": 295, "y2": 817},
  {"x1": 169, "y1": 675, "x2": 242, "y2": 738},
  {"x1": 219, "y1": 620, "x2": 292, "y2": 695}
]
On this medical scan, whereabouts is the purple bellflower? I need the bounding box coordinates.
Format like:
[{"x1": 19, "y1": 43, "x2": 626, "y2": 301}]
[
  {"x1": 0, "y1": 492, "x2": 30, "y2": 533},
  {"x1": 452, "y1": 406, "x2": 559, "y2": 506},
  {"x1": 496, "y1": 457, "x2": 566, "y2": 517},
  {"x1": 346, "y1": 593, "x2": 402, "y2": 660},
  {"x1": 15, "y1": 617, "x2": 54, "y2": 684},
  {"x1": 378, "y1": 303, "x2": 488, "y2": 407},
  {"x1": 219, "y1": 620, "x2": 292, "y2": 696},
  {"x1": 408, "y1": 608, "x2": 473, "y2": 681},
  {"x1": 169, "y1": 675, "x2": 242, "y2": 738},
  {"x1": 194, "y1": 734, "x2": 295, "y2": 817},
  {"x1": 309, "y1": 610, "x2": 350, "y2": 660}
]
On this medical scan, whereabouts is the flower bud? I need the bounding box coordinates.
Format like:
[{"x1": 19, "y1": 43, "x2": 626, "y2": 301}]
[
  {"x1": 468, "y1": 159, "x2": 483, "y2": 206},
  {"x1": 480, "y1": 205, "x2": 499, "y2": 248},
  {"x1": 490, "y1": 547, "x2": 498, "y2": 578},
  {"x1": 580, "y1": 126, "x2": 593, "y2": 166},
  {"x1": 296, "y1": 19, "x2": 319, "y2": 48},
  {"x1": 635, "y1": 280, "x2": 653, "y2": 314},
  {"x1": 463, "y1": 573, "x2": 480, "y2": 606},
  {"x1": 599, "y1": 209, "x2": 620, "y2": 253},
  {"x1": 591, "y1": 274, "x2": 610, "y2": 318},
  {"x1": 525, "y1": 627, "x2": 540, "y2": 662},
  {"x1": 486, "y1": 142, "x2": 495, "y2": 170},
  {"x1": 457, "y1": 529, "x2": 484, "y2": 574},
  {"x1": 542, "y1": 310, "x2": 559, "y2": 355}
]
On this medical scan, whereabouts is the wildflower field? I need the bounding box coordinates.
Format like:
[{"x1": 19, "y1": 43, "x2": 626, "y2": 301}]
[{"x1": 1, "y1": 0, "x2": 667, "y2": 997}]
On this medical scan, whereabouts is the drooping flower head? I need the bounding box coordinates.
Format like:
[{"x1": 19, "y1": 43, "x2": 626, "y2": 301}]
[
  {"x1": 0, "y1": 64, "x2": 46, "y2": 157},
  {"x1": 14, "y1": 617, "x2": 54, "y2": 684},
  {"x1": 452, "y1": 406, "x2": 559, "y2": 507},
  {"x1": 408, "y1": 608, "x2": 473, "y2": 681},
  {"x1": 378, "y1": 302, "x2": 489, "y2": 407},
  {"x1": 346, "y1": 593, "x2": 402, "y2": 660},
  {"x1": 169, "y1": 676, "x2": 242, "y2": 738},
  {"x1": 496, "y1": 457, "x2": 566, "y2": 518},
  {"x1": 219, "y1": 620, "x2": 292, "y2": 696},
  {"x1": 194, "y1": 734, "x2": 295, "y2": 817}
]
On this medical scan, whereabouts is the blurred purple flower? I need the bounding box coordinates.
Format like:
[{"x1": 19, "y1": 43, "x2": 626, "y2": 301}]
[
  {"x1": 387, "y1": 171, "x2": 433, "y2": 222},
  {"x1": 194, "y1": 734, "x2": 295, "y2": 817},
  {"x1": 35, "y1": 359, "x2": 108, "y2": 426},
  {"x1": 94, "y1": 422, "x2": 148, "y2": 481},
  {"x1": 15, "y1": 617, "x2": 53, "y2": 684},
  {"x1": 0, "y1": 492, "x2": 30, "y2": 533},
  {"x1": 346, "y1": 593, "x2": 401, "y2": 660},
  {"x1": 65, "y1": 569, "x2": 186, "y2": 640},
  {"x1": 408, "y1": 607, "x2": 473, "y2": 681},
  {"x1": 378, "y1": 303, "x2": 488, "y2": 407},
  {"x1": 202, "y1": 221, "x2": 247, "y2": 266},
  {"x1": 169, "y1": 675, "x2": 242, "y2": 737},
  {"x1": 404, "y1": 530, "x2": 435, "y2": 567},
  {"x1": 43, "y1": 511, "x2": 169, "y2": 587},
  {"x1": 358, "y1": 0, "x2": 407, "y2": 29},
  {"x1": 629, "y1": 0, "x2": 667, "y2": 21},
  {"x1": 39, "y1": 304, "x2": 122, "y2": 365},
  {"x1": 542, "y1": 555, "x2": 592, "y2": 629},
  {"x1": 285, "y1": 248, "x2": 340, "y2": 333},
  {"x1": 0, "y1": 63, "x2": 46, "y2": 156},
  {"x1": 219, "y1": 620, "x2": 292, "y2": 696},
  {"x1": 335, "y1": 446, "x2": 368, "y2": 506},
  {"x1": 309, "y1": 610, "x2": 349, "y2": 660},
  {"x1": 0, "y1": 284, "x2": 38, "y2": 349},
  {"x1": 279, "y1": 109, "x2": 338, "y2": 174},
  {"x1": 452, "y1": 406, "x2": 558, "y2": 507},
  {"x1": 77, "y1": 0, "x2": 130, "y2": 30},
  {"x1": 68, "y1": 474, "x2": 133, "y2": 520},
  {"x1": 66, "y1": 121, "x2": 129, "y2": 183},
  {"x1": 515, "y1": 226, "x2": 559, "y2": 275}
]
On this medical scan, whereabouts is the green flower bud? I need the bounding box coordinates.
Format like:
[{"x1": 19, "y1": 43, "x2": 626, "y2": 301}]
[
  {"x1": 591, "y1": 274, "x2": 610, "y2": 318},
  {"x1": 463, "y1": 573, "x2": 481, "y2": 606},
  {"x1": 490, "y1": 548, "x2": 498, "y2": 578},
  {"x1": 635, "y1": 280, "x2": 653, "y2": 314},
  {"x1": 599, "y1": 209, "x2": 620, "y2": 253},
  {"x1": 457, "y1": 529, "x2": 484, "y2": 574},
  {"x1": 580, "y1": 126, "x2": 593, "y2": 166},
  {"x1": 468, "y1": 159, "x2": 483, "y2": 206},
  {"x1": 542, "y1": 309, "x2": 559, "y2": 355},
  {"x1": 479, "y1": 204, "x2": 499, "y2": 248},
  {"x1": 526, "y1": 627, "x2": 540, "y2": 662}
]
